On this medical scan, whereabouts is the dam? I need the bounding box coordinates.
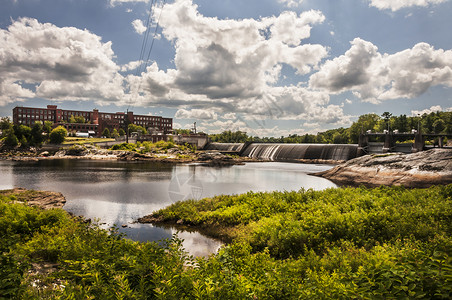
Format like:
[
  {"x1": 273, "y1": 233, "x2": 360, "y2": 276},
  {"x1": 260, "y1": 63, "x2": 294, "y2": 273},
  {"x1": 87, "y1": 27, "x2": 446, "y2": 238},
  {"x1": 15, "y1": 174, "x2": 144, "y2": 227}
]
[
  {"x1": 207, "y1": 142, "x2": 358, "y2": 162},
  {"x1": 205, "y1": 131, "x2": 452, "y2": 162}
]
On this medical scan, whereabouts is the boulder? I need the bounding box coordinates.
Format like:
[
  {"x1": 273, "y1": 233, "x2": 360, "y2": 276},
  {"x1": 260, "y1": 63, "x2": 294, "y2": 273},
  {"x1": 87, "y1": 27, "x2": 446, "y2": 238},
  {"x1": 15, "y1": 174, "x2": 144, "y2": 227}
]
[{"x1": 315, "y1": 149, "x2": 452, "y2": 188}]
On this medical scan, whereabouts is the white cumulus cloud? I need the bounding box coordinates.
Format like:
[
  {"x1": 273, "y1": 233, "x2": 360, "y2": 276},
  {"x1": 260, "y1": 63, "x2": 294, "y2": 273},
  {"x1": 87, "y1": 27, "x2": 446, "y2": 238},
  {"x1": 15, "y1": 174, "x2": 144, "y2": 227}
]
[
  {"x1": 126, "y1": 0, "x2": 341, "y2": 123},
  {"x1": 278, "y1": 0, "x2": 304, "y2": 8},
  {"x1": 175, "y1": 108, "x2": 218, "y2": 120},
  {"x1": 0, "y1": 18, "x2": 125, "y2": 105},
  {"x1": 309, "y1": 38, "x2": 452, "y2": 103},
  {"x1": 132, "y1": 19, "x2": 147, "y2": 34},
  {"x1": 411, "y1": 105, "x2": 443, "y2": 116},
  {"x1": 369, "y1": 0, "x2": 448, "y2": 11}
]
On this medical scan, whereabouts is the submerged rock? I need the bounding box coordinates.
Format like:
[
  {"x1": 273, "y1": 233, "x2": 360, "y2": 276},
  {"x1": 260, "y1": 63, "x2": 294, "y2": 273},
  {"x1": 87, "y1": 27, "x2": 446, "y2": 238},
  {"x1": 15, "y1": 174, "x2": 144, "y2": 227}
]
[{"x1": 315, "y1": 148, "x2": 452, "y2": 188}]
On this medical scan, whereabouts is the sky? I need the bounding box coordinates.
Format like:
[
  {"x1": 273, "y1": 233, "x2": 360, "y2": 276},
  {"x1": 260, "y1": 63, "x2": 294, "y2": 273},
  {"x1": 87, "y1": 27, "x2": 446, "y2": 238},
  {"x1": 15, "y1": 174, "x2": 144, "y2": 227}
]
[{"x1": 1, "y1": 0, "x2": 452, "y2": 136}]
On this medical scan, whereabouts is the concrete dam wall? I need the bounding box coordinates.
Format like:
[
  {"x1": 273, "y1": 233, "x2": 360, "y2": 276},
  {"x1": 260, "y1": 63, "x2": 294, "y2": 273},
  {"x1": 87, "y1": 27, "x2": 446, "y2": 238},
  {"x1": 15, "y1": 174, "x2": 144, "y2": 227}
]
[
  {"x1": 204, "y1": 143, "x2": 245, "y2": 153},
  {"x1": 207, "y1": 143, "x2": 358, "y2": 161}
]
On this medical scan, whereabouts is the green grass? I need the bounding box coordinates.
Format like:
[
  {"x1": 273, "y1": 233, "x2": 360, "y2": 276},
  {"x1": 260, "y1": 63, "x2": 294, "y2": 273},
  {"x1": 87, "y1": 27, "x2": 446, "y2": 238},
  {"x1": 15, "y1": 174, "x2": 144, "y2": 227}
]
[
  {"x1": 1, "y1": 186, "x2": 451, "y2": 299},
  {"x1": 63, "y1": 137, "x2": 115, "y2": 144}
]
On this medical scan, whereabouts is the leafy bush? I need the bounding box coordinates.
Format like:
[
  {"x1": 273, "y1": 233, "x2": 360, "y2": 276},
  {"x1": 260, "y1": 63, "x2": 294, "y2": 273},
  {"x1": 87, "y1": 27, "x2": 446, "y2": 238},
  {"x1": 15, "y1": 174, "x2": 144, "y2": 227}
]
[
  {"x1": 153, "y1": 185, "x2": 452, "y2": 258},
  {"x1": 49, "y1": 126, "x2": 67, "y2": 144},
  {"x1": 110, "y1": 142, "x2": 137, "y2": 151},
  {"x1": 1, "y1": 186, "x2": 451, "y2": 298}
]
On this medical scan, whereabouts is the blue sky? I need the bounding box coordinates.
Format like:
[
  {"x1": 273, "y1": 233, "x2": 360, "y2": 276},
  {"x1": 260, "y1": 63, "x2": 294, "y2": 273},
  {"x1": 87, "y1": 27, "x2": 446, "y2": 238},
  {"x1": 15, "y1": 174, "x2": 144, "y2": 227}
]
[{"x1": 1, "y1": 0, "x2": 451, "y2": 136}]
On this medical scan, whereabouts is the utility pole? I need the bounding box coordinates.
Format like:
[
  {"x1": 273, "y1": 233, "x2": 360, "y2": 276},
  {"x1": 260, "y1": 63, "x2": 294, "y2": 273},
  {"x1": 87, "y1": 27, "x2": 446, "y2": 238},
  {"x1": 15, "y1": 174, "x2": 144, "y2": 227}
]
[
  {"x1": 125, "y1": 109, "x2": 129, "y2": 143},
  {"x1": 193, "y1": 122, "x2": 197, "y2": 134},
  {"x1": 417, "y1": 114, "x2": 420, "y2": 132}
]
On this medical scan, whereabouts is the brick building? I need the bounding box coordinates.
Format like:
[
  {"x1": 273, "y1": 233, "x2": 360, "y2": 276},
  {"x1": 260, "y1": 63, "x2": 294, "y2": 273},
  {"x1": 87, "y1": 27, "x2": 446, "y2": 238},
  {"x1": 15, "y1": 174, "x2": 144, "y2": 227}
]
[{"x1": 12, "y1": 105, "x2": 172, "y2": 137}]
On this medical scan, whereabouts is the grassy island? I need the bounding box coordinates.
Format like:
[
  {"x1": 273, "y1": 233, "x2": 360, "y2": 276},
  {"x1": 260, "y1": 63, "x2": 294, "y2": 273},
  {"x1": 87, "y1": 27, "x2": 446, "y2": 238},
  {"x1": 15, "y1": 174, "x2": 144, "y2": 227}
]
[{"x1": 1, "y1": 186, "x2": 452, "y2": 299}]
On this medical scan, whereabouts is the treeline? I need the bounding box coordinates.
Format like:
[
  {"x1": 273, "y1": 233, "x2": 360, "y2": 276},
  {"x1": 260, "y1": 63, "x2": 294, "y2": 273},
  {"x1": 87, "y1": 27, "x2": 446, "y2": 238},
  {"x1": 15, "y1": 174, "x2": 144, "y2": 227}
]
[
  {"x1": 0, "y1": 117, "x2": 68, "y2": 148},
  {"x1": 209, "y1": 111, "x2": 452, "y2": 144}
]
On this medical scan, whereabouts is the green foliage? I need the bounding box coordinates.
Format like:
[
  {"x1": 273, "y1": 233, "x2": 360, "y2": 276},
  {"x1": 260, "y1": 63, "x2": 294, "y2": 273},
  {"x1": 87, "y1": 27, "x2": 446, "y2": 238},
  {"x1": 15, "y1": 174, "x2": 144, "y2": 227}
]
[
  {"x1": 154, "y1": 186, "x2": 452, "y2": 258},
  {"x1": 110, "y1": 140, "x2": 178, "y2": 153},
  {"x1": 30, "y1": 122, "x2": 44, "y2": 146},
  {"x1": 128, "y1": 124, "x2": 147, "y2": 135},
  {"x1": 111, "y1": 128, "x2": 119, "y2": 138},
  {"x1": 49, "y1": 126, "x2": 67, "y2": 144},
  {"x1": 110, "y1": 142, "x2": 137, "y2": 151},
  {"x1": 0, "y1": 117, "x2": 13, "y2": 136},
  {"x1": 209, "y1": 111, "x2": 452, "y2": 144},
  {"x1": 43, "y1": 121, "x2": 53, "y2": 135},
  {"x1": 74, "y1": 115, "x2": 86, "y2": 124},
  {"x1": 118, "y1": 128, "x2": 126, "y2": 136},
  {"x1": 3, "y1": 130, "x2": 19, "y2": 148},
  {"x1": 101, "y1": 128, "x2": 110, "y2": 138},
  {"x1": 173, "y1": 128, "x2": 192, "y2": 135},
  {"x1": 348, "y1": 113, "x2": 381, "y2": 143},
  {"x1": 210, "y1": 130, "x2": 250, "y2": 143},
  {"x1": 1, "y1": 186, "x2": 451, "y2": 299}
]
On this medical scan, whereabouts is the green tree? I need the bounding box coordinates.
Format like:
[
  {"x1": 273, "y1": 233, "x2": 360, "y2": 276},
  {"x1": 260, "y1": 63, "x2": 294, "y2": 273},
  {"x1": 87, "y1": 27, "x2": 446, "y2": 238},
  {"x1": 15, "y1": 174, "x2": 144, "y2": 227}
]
[
  {"x1": 0, "y1": 117, "x2": 13, "y2": 136},
  {"x1": 31, "y1": 122, "x2": 44, "y2": 146},
  {"x1": 128, "y1": 124, "x2": 146, "y2": 135},
  {"x1": 3, "y1": 130, "x2": 19, "y2": 148},
  {"x1": 432, "y1": 119, "x2": 445, "y2": 133},
  {"x1": 111, "y1": 128, "x2": 119, "y2": 138},
  {"x1": 392, "y1": 114, "x2": 409, "y2": 133},
  {"x1": 102, "y1": 128, "x2": 111, "y2": 138},
  {"x1": 173, "y1": 128, "x2": 191, "y2": 135},
  {"x1": 69, "y1": 115, "x2": 76, "y2": 123},
  {"x1": 19, "y1": 136, "x2": 28, "y2": 147},
  {"x1": 209, "y1": 130, "x2": 249, "y2": 143},
  {"x1": 118, "y1": 128, "x2": 125, "y2": 136},
  {"x1": 348, "y1": 114, "x2": 381, "y2": 143},
  {"x1": 14, "y1": 124, "x2": 32, "y2": 146},
  {"x1": 49, "y1": 126, "x2": 67, "y2": 144},
  {"x1": 332, "y1": 132, "x2": 346, "y2": 144},
  {"x1": 381, "y1": 112, "x2": 392, "y2": 131},
  {"x1": 43, "y1": 121, "x2": 53, "y2": 134},
  {"x1": 75, "y1": 116, "x2": 86, "y2": 123}
]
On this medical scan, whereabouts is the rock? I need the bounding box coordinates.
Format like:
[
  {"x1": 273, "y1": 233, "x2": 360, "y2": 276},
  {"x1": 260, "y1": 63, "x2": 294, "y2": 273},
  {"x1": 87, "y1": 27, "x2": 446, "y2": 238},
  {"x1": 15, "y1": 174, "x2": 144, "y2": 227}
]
[
  {"x1": 39, "y1": 151, "x2": 50, "y2": 157},
  {"x1": 0, "y1": 188, "x2": 66, "y2": 209},
  {"x1": 121, "y1": 224, "x2": 128, "y2": 228},
  {"x1": 315, "y1": 149, "x2": 452, "y2": 188},
  {"x1": 54, "y1": 150, "x2": 66, "y2": 157}
]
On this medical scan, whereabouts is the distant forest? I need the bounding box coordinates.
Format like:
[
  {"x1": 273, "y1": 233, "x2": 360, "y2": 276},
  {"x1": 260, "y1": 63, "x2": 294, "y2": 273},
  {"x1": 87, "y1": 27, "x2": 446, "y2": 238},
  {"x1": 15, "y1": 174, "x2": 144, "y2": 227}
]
[{"x1": 207, "y1": 111, "x2": 452, "y2": 144}]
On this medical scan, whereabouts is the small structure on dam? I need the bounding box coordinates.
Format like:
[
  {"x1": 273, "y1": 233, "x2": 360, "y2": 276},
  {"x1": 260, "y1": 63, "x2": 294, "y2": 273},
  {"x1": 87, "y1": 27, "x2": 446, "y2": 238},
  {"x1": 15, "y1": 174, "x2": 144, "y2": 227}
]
[{"x1": 358, "y1": 130, "x2": 452, "y2": 155}]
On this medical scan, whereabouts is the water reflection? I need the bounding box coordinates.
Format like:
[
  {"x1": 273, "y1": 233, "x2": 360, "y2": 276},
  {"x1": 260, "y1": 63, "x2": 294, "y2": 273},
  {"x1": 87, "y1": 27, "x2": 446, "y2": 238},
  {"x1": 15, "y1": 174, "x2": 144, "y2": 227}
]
[{"x1": 0, "y1": 160, "x2": 336, "y2": 256}]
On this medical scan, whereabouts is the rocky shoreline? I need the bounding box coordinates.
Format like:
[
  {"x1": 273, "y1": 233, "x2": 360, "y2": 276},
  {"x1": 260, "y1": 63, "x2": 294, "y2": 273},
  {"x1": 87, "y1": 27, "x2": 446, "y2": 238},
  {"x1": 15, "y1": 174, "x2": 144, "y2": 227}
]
[
  {"x1": 0, "y1": 188, "x2": 66, "y2": 209},
  {"x1": 0, "y1": 144, "x2": 257, "y2": 166},
  {"x1": 314, "y1": 148, "x2": 452, "y2": 188}
]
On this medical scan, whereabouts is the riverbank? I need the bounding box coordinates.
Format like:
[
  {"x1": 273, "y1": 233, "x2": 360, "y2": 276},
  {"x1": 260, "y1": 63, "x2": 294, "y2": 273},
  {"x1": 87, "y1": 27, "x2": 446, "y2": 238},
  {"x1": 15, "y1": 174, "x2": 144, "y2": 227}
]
[
  {"x1": 0, "y1": 143, "x2": 257, "y2": 166},
  {"x1": 0, "y1": 188, "x2": 66, "y2": 209},
  {"x1": 3, "y1": 184, "x2": 452, "y2": 298},
  {"x1": 314, "y1": 148, "x2": 452, "y2": 187},
  {"x1": 137, "y1": 185, "x2": 452, "y2": 298}
]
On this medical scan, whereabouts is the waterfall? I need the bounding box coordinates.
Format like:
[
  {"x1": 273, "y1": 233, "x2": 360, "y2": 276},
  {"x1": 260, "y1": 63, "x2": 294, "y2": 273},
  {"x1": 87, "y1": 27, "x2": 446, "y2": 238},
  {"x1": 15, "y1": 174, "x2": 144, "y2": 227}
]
[
  {"x1": 205, "y1": 143, "x2": 358, "y2": 161},
  {"x1": 204, "y1": 143, "x2": 245, "y2": 152},
  {"x1": 242, "y1": 143, "x2": 358, "y2": 161}
]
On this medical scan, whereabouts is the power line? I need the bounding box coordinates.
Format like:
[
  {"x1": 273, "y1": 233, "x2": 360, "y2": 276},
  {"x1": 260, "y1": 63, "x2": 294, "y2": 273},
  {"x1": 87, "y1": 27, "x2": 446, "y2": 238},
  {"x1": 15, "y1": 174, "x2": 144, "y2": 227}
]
[
  {"x1": 127, "y1": 0, "x2": 166, "y2": 112},
  {"x1": 134, "y1": 0, "x2": 156, "y2": 77}
]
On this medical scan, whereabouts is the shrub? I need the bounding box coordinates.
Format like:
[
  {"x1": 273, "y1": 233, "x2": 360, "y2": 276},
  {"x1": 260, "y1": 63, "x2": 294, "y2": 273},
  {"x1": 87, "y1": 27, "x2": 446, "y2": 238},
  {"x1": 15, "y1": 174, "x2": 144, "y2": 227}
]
[
  {"x1": 102, "y1": 128, "x2": 111, "y2": 138},
  {"x1": 49, "y1": 126, "x2": 67, "y2": 144}
]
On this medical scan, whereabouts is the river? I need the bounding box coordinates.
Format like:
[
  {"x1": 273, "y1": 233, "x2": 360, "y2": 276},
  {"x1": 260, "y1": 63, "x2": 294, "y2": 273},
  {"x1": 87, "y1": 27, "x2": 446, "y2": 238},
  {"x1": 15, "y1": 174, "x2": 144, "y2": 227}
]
[{"x1": 0, "y1": 159, "x2": 336, "y2": 256}]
